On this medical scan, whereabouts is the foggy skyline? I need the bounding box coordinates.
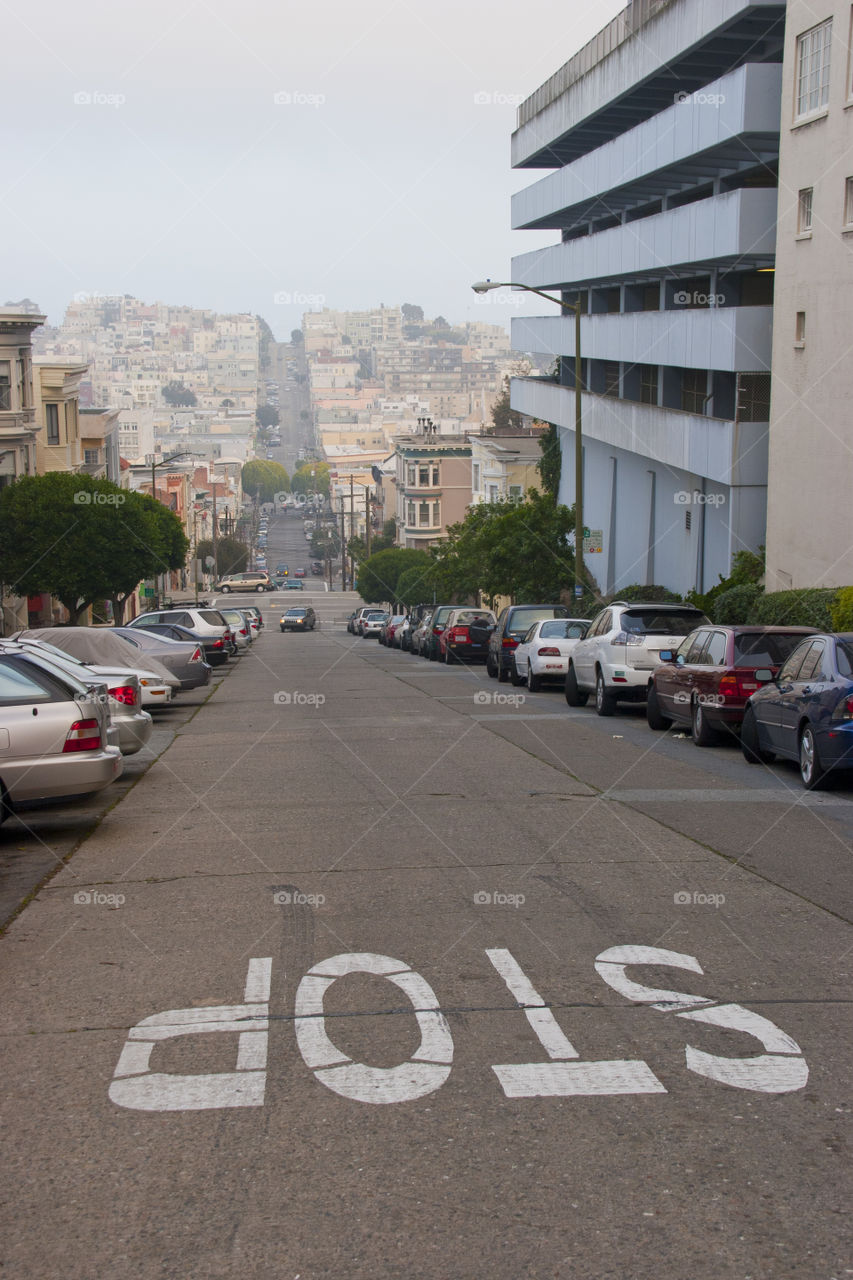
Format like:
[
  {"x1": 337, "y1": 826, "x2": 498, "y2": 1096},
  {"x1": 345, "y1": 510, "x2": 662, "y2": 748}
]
[{"x1": 3, "y1": 0, "x2": 625, "y2": 338}]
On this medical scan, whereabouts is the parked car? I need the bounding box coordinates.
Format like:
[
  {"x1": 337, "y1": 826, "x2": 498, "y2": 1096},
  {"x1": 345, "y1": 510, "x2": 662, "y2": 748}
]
[
  {"x1": 311, "y1": 561, "x2": 324, "y2": 576},
  {"x1": 0, "y1": 640, "x2": 152, "y2": 757},
  {"x1": 362, "y1": 611, "x2": 389, "y2": 638},
  {"x1": 294, "y1": 568, "x2": 306, "y2": 579},
  {"x1": 218, "y1": 608, "x2": 254, "y2": 652},
  {"x1": 410, "y1": 613, "x2": 434, "y2": 656},
  {"x1": 487, "y1": 605, "x2": 570, "y2": 683},
  {"x1": 284, "y1": 580, "x2": 304, "y2": 591},
  {"x1": 398, "y1": 616, "x2": 417, "y2": 651},
  {"x1": 130, "y1": 621, "x2": 230, "y2": 668},
  {"x1": 741, "y1": 633, "x2": 853, "y2": 788},
  {"x1": 346, "y1": 611, "x2": 359, "y2": 634},
  {"x1": 380, "y1": 615, "x2": 407, "y2": 646},
  {"x1": 565, "y1": 601, "x2": 709, "y2": 716},
  {"x1": 438, "y1": 609, "x2": 497, "y2": 665},
  {"x1": 280, "y1": 607, "x2": 317, "y2": 631},
  {"x1": 215, "y1": 571, "x2": 273, "y2": 593},
  {"x1": 0, "y1": 649, "x2": 122, "y2": 823},
  {"x1": 129, "y1": 608, "x2": 232, "y2": 650},
  {"x1": 113, "y1": 627, "x2": 212, "y2": 691},
  {"x1": 352, "y1": 607, "x2": 376, "y2": 635},
  {"x1": 421, "y1": 605, "x2": 456, "y2": 660},
  {"x1": 647, "y1": 625, "x2": 819, "y2": 744},
  {"x1": 14, "y1": 628, "x2": 178, "y2": 707},
  {"x1": 510, "y1": 617, "x2": 591, "y2": 690},
  {"x1": 241, "y1": 605, "x2": 264, "y2": 633}
]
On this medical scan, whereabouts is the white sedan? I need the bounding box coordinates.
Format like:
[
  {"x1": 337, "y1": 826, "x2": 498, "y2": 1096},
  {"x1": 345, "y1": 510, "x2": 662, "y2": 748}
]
[{"x1": 511, "y1": 618, "x2": 591, "y2": 691}]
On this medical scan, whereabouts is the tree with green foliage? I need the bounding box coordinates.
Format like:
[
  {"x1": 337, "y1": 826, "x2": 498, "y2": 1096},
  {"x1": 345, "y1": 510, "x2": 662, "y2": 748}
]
[
  {"x1": 162, "y1": 380, "x2": 197, "y2": 407},
  {"x1": 291, "y1": 462, "x2": 330, "y2": 497},
  {"x1": 291, "y1": 329, "x2": 304, "y2": 345},
  {"x1": 196, "y1": 536, "x2": 249, "y2": 577},
  {"x1": 0, "y1": 474, "x2": 188, "y2": 624},
  {"x1": 356, "y1": 548, "x2": 433, "y2": 604},
  {"x1": 257, "y1": 404, "x2": 280, "y2": 429},
  {"x1": 311, "y1": 526, "x2": 341, "y2": 560},
  {"x1": 241, "y1": 459, "x2": 290, "y2": 504},
  {"x1": 401, "y1": 304, "x2": 424, "y2": 324},
  {"x1": 394, "y1": 564, "x2": 436, "y2": 608},
  {"x1": 490, "y1": 378, "x2": 524, "y2": 434},
  {"x1": 537, "y1": 424, "x2": 561, "y2": 502},
  {"x1": 430, "y1": 489, "x2": 576, "y2": 607}
]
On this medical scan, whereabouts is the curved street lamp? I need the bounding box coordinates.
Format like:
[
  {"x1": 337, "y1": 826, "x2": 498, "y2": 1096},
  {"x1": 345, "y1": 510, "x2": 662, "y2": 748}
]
[{"x1": 472, "y1": 280, "x2": 584, "y2": 601}]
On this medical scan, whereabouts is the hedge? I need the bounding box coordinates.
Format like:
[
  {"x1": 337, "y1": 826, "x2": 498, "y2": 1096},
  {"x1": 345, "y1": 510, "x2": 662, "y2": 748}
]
[
  {"x1": 712, "y1": 583, "x2": 762, "y2": 624},
  {"x1": 830, "y1": 587, "x2": 853, "y2": 632},
  {"x1": 748, "y1": 588, "x2": 838, "y2": 629}
]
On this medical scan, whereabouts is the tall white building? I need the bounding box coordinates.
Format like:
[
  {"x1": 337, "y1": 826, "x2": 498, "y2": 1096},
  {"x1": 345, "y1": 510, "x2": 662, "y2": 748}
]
[
  {"x1": 510, "y1": 0, "x2": 785, "y2": 596},
  {"x1": 764, "y1": 0, "x2": 853, "y2": 590}
]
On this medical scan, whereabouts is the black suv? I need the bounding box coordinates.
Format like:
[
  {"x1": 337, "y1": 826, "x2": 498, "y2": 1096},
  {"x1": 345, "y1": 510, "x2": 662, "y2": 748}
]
[{"x1": 487, "y1": 604, "x2": 569, "y2": 683}]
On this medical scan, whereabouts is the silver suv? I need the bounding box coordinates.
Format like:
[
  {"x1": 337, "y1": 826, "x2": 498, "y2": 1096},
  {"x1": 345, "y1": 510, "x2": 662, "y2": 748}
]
[{"x1": 566, "y1": 601, "x2": 709, "y2": 716}]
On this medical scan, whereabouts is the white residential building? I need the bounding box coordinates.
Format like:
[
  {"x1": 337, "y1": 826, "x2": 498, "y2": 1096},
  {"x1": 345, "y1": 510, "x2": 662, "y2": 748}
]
[{"x1": 510, "y1": 0, "x2": 785, "y2": 596}]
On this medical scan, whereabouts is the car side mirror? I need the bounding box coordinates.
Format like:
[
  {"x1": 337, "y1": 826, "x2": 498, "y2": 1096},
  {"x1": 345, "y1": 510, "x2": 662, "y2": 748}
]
[
  {"x1": 754, "y1": 668, "x2": 774, "y2": 683},
  {"x1": 658, "y1": 650, "x2": 675, "y2": 663}
]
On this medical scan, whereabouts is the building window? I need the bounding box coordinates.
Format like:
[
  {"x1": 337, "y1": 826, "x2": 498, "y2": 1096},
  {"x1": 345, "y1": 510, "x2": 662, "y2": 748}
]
[
  {"x1": 737, "y1": 374, "x2": 772, "y2": 423},
  {"x1": 797, "y1": 187, "x2": 814, "y2": 233},
  {"x1": 472, "y1": 461, "x2": 481, "y2": 491},
  {"x1": 0, "y1": 361, "x2": 10, "y2": 411},
  {"x1": 45, "y1": 403, "x2": 60, "y2": 445},
  {"x1": 795, "y1": 20, "x2": 832, "y2": 119},
  {"x1": 433, "y1": 501, "x2": 440, "y2": 527},
  {"x1": 681, "y1": 370, "x2": 707, "y2": 414},
  {"x1": 432, "y1": 464, "x2": 439, "y2": 486},
  {"x1": 419, "y1": 464, "x2": 430, "y2": 486},
  {"x1": 796, "y1": 311, "x2": 807, "y2": 343},
  {"x1": 508, "y1": 485, "x2": 523, "y2": 500},
  {"x1": 844, "y1": 176, "x2": 853, "y2": 226},
  {"x1": 639, "y1": 365, "x2": 659, "y2": 405},
  {"x1": 84, "y1": 448, "x2": 101, "y2": 466},
  {"x1": 603, "y1": 362, "x2": 620, "y2": 398},
  {"x1": 407, "y1": 464, "x2": 416, "y2": 486},
  {"x1": 419, "y1": 501, "x2": 430, "y2": 526},
  {"x1": 407, "y1": 501, "x2": 416, "y2": 526}
]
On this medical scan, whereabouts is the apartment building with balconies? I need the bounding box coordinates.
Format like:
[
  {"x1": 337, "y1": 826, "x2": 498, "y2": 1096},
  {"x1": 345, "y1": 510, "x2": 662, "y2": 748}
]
[
  {"x1": 470, "y1": 433, "x2": 545, "y2": 505},
  {"x1": 510, "y1": 0, "x2": 785, "y2": 596},
  {"x1": 0, "y1": 308, "x2": 44, "y2": 491},
  {"x1": 764, "y1": 0, "x2": 853, "y2": 590},
  {"x1": 393, "y1": 430, "x2": 472, "y2": 550}
]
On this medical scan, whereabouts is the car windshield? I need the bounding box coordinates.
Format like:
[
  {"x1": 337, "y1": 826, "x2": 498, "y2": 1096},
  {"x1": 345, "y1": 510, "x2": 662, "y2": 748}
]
[
  {"x1": 623, "y1": 610, "x2": 706, "y2": 636},
  {"x1": 539, "y1": 620, "x2": 579, "y2": 639},
  {"x1": 367, "y1": 612, "x2": 386, "y2": 620},
  {"x1": 286, "y1": 609, "x2": 307, "y2": 617},
  {"x1": 733, "y1": 633, "x2": 813, "y2": 666},
  {"x1": 509, "y1": 607, "x2": 567, "y2": 633}
]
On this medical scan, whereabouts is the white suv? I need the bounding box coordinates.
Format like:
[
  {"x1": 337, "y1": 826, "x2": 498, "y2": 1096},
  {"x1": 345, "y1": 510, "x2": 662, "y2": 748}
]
[{"x1": 566, "y1": 601, "x2": 709, "y2": 716}]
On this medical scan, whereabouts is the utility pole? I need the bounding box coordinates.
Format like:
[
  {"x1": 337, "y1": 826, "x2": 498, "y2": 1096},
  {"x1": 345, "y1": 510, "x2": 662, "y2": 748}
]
[
  {"x1": 340, "y1": 508, "x2": 347, "y2": 591},
  {"x1": 365, "y1": 485, "x2": 371, "y2": 557},
  {"x1": 212, "y1": 478, "x2": 218, "y2": 576},
  {"x1": 349, "y1": 476, "x2": 355, "y2": 587}
]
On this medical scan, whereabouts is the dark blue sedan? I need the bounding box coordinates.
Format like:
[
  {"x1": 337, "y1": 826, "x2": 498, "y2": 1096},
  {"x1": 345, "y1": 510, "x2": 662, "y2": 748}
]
[{"x1": 741, "y1": 632, "x2": 853, "y2": 788}]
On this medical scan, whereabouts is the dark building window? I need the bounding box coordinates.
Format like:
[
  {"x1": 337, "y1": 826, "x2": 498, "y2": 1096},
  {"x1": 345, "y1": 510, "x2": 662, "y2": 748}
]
[
  {"x1": 639, "y1": 365, "x2": 659, "y2": 405},
  {"x1": 681, "y1": 370, "x2": 707, "y2": 414},
  {"x1": 46, "y1": 403, "x2": 60, "y2": 445},
  {"x1": 603, "y1": 362, "x2": 621, "y2": 397},
  {"x1": 737, "y1": 374, "x2": 771, "y2": 423}
]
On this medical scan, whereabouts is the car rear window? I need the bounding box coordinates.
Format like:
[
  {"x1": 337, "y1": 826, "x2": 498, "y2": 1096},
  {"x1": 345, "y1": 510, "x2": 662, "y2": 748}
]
[
  {"x1": 200, "y1": 611, "x2": 226, "y2": 625},
  {"x1": 836, "y1": 643, "x2": 853, "y2": 677},
  {"x1": 455, "y1": 611, "x2": 493, "y2": 626},
  {"x1": 623, "y1": 609, "x2": 706, "y2": 635},
  {"x1": 539, "y1": 620, "x2": 581, "y2": 639},
  {"x1": 733, "y1": 633, "x2": 813, "y2": 666},
  {"x1": 508, "y1": 607, "x2": 567, "y2": 633}
]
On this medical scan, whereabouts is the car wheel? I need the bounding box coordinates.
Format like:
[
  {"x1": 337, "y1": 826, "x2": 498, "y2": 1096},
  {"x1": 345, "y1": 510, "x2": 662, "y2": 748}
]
[
  {"x1": 564, "y1": 665, "x2": 589, "y2": 707},
  {"x1": 221, "y1": 585, "x2": 230, "y2": 593},
  {"x1": 444, "y1": 647, "x2": 454, "y2": 664},
  {"x1": 428, "y1": 642, "x2": 437, "y2": 661},
  {"x1": 510, "y1": 659, "x2": 525, "y2": 687},
  {"x1": 498, "y1": 660, "x2": 510, "y2": 684},
  {"x1": 486, "y1": 653, "x2": 498, "y2": 679},
  {"x1": 799, "y1": 724, "x2": 826, "y2": 789},
  {"x1": 527, "y1": 666, "x2": 541, "y2": 693},
  {"x1": 691, "y1": 698, "x2": 720, "y2": 747},
  {"x1": 741, "y1": 705, "x2": 775, "y2": 764},
  {"x1": 646, "y1": 684, "x2": 671, "y2": 730},
  {"x1": 594, "y1": 671, "x2": 616, "y2": 717},
  {"x1": 280, "y1": 626, "x2": 285, "y2": 632}
]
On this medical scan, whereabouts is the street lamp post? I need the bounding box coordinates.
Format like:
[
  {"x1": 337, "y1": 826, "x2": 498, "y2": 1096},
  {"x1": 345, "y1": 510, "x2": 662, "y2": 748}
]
[{"x1": 472, "y1": 280, "x2": 585, "y2": 602}]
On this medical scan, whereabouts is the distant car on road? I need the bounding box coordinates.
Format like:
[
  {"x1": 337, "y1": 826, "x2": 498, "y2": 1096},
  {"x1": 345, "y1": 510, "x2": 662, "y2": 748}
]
[
  {"x1": 294, "y1": 568, "x2": 306, "y2": 578},
  {"x1": 510, "y1": 617, "x2": 590, "y2": 690},
  {"x1": 215, "y1": 571, "x2": 273, "y2": 593},
  {"x1": 284, "y1": 580, "x2": 304, "y2": 591},
  {"x1": 280, "y1": 607, "x2": 316, "y2": 631}
]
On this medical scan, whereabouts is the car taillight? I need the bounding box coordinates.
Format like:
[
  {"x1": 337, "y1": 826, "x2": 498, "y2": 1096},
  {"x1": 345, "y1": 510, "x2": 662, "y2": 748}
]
[
  {"x1": 239, "y1": 628, "x2": 247, "y2": 636},
  {"x1": 450, "y1": 627, "x2": 470, "y2": 642},
  {"x1": 832, "y1": 696, "x2": 853, "y2": 721},
  {"x1": 719, "y1": 671, "x2": 763, "y2": 700},
  {"x1": 191, "y1": 647, "x2": 202, "y2": 662},
  {"x1": 538, "y1": 646, "x2": 561, "y2": 656},
  {"x1": 212, "y1": 638, "x2": 224, "y2": 648},
  {"x1": 109, "y1": 685, "x2": 138, "y2": 707},
  {"x1": 612, "y1": 631, "x2": 643, "y2": 646},
  {"x1": 502, "y1": 637, "x2": 518, "y2": 649},
  {"x1": 434, "y1": 625, "x2": 445, "y2": 634},
  {"x1": 63, "y1": 718, "x2": 102, "y2": 752}
]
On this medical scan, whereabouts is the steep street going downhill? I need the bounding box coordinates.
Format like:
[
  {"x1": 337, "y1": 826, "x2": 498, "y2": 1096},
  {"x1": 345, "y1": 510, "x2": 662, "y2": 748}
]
[{"x1": 2, "y1": 602, "x2": 852, "y2": 1279}]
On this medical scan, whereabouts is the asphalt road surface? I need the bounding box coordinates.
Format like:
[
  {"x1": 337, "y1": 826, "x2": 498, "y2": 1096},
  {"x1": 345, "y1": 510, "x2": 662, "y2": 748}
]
[{"x1": 2, "y1": 606, "x2": 852, "y2": 1279}]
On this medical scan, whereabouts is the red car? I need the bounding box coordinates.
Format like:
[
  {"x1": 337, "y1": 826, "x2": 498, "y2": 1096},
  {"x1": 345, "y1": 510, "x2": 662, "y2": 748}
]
[
  {"x1": 647, "y1": 624, "x2": 819, "y2": 745},
  {"x1": 439, "y1": 608, "x2": 497, "y2": 664},
  {"x1": 294, "y1": 568, "x2": 306, "y2": 579}
]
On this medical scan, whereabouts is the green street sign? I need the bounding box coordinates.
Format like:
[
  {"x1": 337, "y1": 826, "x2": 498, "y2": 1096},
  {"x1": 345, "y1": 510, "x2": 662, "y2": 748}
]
[{"x1": 583, "y1": 527, "x2": 591, "y2": 538}]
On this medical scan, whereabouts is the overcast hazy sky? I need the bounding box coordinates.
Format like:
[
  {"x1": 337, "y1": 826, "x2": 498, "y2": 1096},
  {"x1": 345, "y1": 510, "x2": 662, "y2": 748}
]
[{"x1": 4, "y1": 0, "x2": 624, "y2": 339}]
